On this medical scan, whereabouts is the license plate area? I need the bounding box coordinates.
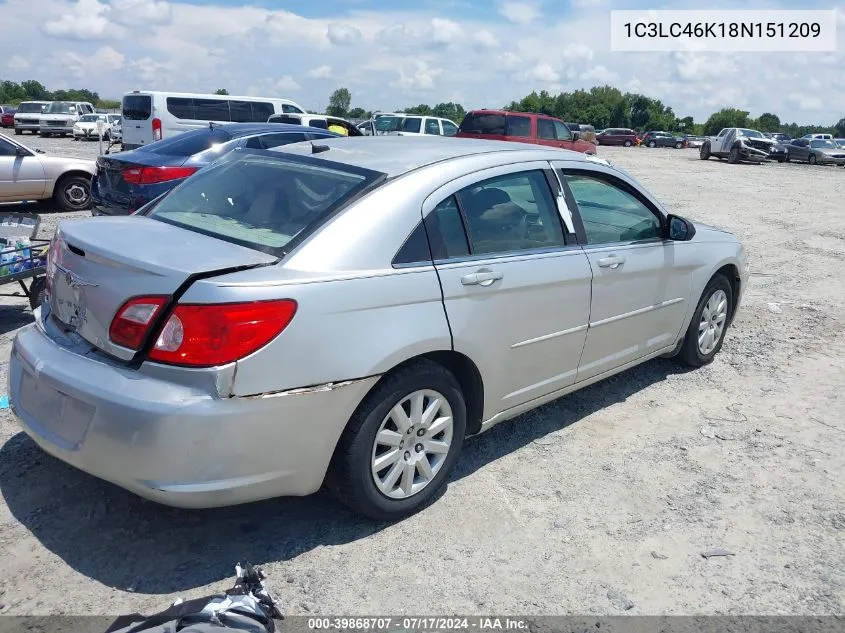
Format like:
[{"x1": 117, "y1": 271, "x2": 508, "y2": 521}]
[{"x1": 19, "y1": 372, "x2": 95, "y2": 450}]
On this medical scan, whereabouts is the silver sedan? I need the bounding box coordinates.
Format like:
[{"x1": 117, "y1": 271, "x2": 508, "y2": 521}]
[
  {"x1": 8, "y1": 137, "x2": 748, "y2": 520},
  {"x1": 0, "y1": 134, "x2": 95, "y2": 210}
]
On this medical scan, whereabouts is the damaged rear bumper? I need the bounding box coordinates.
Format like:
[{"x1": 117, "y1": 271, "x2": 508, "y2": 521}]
[{"x1": 9, "y1": 318, "x2": 380, "y2": 508}]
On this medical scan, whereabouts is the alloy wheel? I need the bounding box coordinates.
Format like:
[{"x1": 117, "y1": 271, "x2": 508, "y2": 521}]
[
  {"x1": 371, "y1": 389, "x2": 454, "y2": 499},
  {"x1": 698, "y1": 289, "x2": 728, "y2": 355}
]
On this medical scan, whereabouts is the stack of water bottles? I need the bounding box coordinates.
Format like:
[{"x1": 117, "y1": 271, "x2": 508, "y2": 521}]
[{"x1": 0, "y1": 237, "x2": 48, "y2": 276}]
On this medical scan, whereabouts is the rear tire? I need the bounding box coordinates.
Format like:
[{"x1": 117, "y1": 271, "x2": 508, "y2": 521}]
[
  {"x1": 53, "y1": 174, "x2": 91, "y2": 212},
  {"x1": 14, "y1": 129, "x2": 22, "y2": 135},
  {"x1": 678, "y1": 275, "x2": 733, "y2": 368},
  {"x1": 648, "y1": 140, "x2": 656, "y2": 148},
  {"x1": 326, "y1": 359, "x2": 467, "y2": 521},
  {"x1": 699, "y1": 143, "x2": 711, "y2": 160},
  {"x1": 623, "y1": 140, "x2": 632, "y2": 147},
  {"x1": 675, "y1": 141, "x2": 683, "y2": 149},
  {"x1": 808, "y1": 154, "x2": 817, "y2": 165}
]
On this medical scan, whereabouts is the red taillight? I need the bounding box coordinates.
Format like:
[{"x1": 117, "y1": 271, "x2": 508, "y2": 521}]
[
  {"x1": 122, "y1": 166, "x2": 198, "y2": 185},
  {"x1": 109, "y1": 296, "x2": 168, "y2": 349},
  {"x1": 148, "y1": 300, "x2": 297, "y2": 367},
  {"x1": 152, "y1": 117, "x2": 162, "y2": 141}
]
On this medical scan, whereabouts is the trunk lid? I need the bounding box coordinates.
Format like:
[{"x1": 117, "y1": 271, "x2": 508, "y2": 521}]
[{"x1": 47, "y1": 216, "x2": 276, "y2": 361}]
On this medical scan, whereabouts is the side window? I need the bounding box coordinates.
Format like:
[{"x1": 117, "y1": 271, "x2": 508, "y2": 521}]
[
  {"x1": 427, "y1": 196, "x2": 471, "y2": 260},
  {"x1": 392, "y1": 222, "x2": 431, "y2": 265},
  {"x1": 537, "y1": 119, "x2": 555, "y2": 140},
  {"x1": 718, "y1": 129, "x2": 727, "y2": 137},
  {"x1": 282, "y1": 104, "x2": 303, "y2": 113},
  {"x1": 0, "y1": 138, "x2": 18, "y2": 156},
  {"x1": 167, "y1": 97, "x2": 195, "y2": 119},
  {"x1": 441, "y1": 120, "x2": 458, "y2": 136},
  {"x1": 229, "y1": 100, "x2": 253, "y2": 123},
  {"x1": 245, "y1": 132, "x2": 308, "y2": 149},
  {"x1": 553, "y1": 121, "x2": 572, "y2": 141},
  {"x1": 455, "y1": 170, "x2": 565, "y2": 256},
  {"x1": 270, "y1": 115, "x2": 302, "y2": 125},
  {"x1": 563, "y1": 173, "x2": 662, "y2": 245},
  {"x1": 252, "y1": 102, "x2": 275, "y2": 122},
  {"x1": 505, "y1": 115, "x2": 531, "y2": 138},
  {"x1": 403, "y1": 117, "x2": 422, "y2": 133},
  {"x1": 425, "y1": 119, "x2": 441, "y2": 135},
  {"x1": 194, "y1": 99, "x2": 230, "y2": 121}
]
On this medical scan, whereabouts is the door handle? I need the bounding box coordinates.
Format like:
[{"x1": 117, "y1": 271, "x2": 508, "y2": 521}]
[
  {"x1": 461, "y1": 270, "x2": 503, "y2": 286},
  {"x1": 597, "y1": 254, "x2": 626, "y2": 269}
]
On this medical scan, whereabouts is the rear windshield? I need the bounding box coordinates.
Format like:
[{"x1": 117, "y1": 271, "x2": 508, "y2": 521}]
[
  {"x1": 17, "y1": 102, "x2": 45, "y2": 113},
  {"x1": 122, "y1": 95, "x2": 152, "y2": 120},
  {"x1": 146, "y1": 152, "x2": 384, "y2": 256},
  {"x1": 143, "y1": 128, "x2": 232, "y2": 156}
]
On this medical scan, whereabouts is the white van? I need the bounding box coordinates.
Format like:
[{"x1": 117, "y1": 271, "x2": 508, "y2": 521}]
[{"x1": 120, "y1": 91, "x2": 306, "y2": 150}]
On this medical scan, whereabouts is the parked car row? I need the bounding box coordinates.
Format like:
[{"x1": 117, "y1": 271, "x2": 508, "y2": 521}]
[{"x1": 700, "y1": 127, "x2": 845, "y2": 166}]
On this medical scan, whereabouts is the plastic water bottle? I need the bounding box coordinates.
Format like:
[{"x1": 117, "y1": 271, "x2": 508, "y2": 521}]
[
  {"x1": 0, "y1": 245, "x2": 16, "y2": 276},
  {"x1": 16, "y1": 237, "x2": 31, "y2": 260}
]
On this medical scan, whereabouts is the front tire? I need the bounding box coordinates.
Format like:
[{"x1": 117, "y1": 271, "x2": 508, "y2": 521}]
[
  {"x1": 699, "y1": 143, "x2": 711, "y2": 160},
  {"x1": 675, "y1": 141, "x2": 683, "y2": 149},
  {"x1": 808, "y1": 154, "x2": 817, "y2": 165},
  {"x1": 647, "y1": 140, "x2": 656, "y2": 148},
  {"x1": 14, "y1": 129, "x2": 22, "y2": 135},
  {"x1": 623, "y1": 140, "x2": 632, "y2": 147},
  {"x1": 728, "y1": 147, "x2": 739, "y2": 164},
  {"x1": 678, "y1": 275, "x2": 733, "y2": 368},
  {"x1": 53, "y1": 174, "x2": 91, "y2": 212},
  {"x1": 326, "y1": 360, "x2": 467, "y2": 521}
]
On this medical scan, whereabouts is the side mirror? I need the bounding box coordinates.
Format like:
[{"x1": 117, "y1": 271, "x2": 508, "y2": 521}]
[
  {"x1": 571, "y1": 131, "x2": 580, "y2": 141},
  {"x1": 668, "y1": 215, "x2": 696, "y2": 241}
]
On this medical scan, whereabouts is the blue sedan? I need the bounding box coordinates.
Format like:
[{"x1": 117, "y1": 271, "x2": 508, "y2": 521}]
[{"x1": 91, "y1": 123, "x2": 337, "y2": 216}]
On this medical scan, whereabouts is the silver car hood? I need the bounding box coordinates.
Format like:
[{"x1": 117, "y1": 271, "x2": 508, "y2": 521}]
[{"x1": 692, "y1": 222, "x2": 737, "y2": 241}]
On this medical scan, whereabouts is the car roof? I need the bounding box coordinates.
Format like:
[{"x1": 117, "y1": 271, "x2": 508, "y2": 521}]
[
  {"x1": 272, "y1": 136, "x2": 596, "y2": 178},
  {"x1": 217, "y1": 122, "x2": 324, "y2": 137},
  {"x1": 466, "y1": 109, "x2": 560, "y2": 120}
]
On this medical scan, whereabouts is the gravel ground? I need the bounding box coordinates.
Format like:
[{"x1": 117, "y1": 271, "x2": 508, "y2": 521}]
[{"x1": 0, "y1": 132, "x2": 843, "y2": 617}]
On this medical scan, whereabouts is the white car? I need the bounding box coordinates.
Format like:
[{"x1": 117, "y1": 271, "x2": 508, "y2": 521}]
[
  {"x1": 0, "y1": 134, "x2": 95, "y2": 211},
  {"x1": 267, "y1": 113, "x2": 362, "y2": 136},
  {"x1": 73, "y1": 113, "x2": 121, "y2": 141},
  {"x1": 39, "y1": 101, "x2": 96, "y2": 137}
]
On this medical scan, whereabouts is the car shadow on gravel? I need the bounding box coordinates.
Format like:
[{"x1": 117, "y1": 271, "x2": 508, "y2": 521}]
[
  {"x1": 0, "y1": 357, "x2": 689, "y2": 595},
  {"x1": 0, "y1": 304, "x2": 35, "y2": 335}
]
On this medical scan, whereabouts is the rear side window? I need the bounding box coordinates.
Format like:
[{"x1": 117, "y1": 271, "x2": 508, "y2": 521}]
[
  {"x1": 458, "y1": 113, "x2": 505, "y2": 135},
  {"x1": 505, "y1": 115, "x2": 531, "y2": 138},
  {"x1": 269, "y1": 114, "x2": 302, "y2": 125},
  {"x1": 148, "y1": 153, "x2": 383, "y2": 256},
  {"x1": 229, "y1": 100, "x2": 253, "y2": 123},
  {"x1": 167, "y1": 97, "x2": 195, "y2": 119},
  {"x1": 145, "y1": 128, "x2": 232, "y2": 156},
  {"x1": 309, "y1": 119, "x2": 329, "y2": 129},
  {"x1": 122, "y1": 95, "x2": 152, "y2": 120},
  {"x1": 282, "y1": 104, "x2": 303, "y2": 113},
  {"x1": 252, "y1": 102, "x2": 275, "y2": 121},
  {"x1": 403, "y1": 117, "x2": 422, "y2": 133},
  {"x1": 194, "y1": 99, "x2": 230, "y2": 121},
  {"x1": 244, "y1": 132, "x2": 309, "y2": 149}
]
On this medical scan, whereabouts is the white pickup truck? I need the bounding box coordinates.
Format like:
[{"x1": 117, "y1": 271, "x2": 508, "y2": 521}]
[{"x1": 699, "y1": 127, "x2": 775, "y2": 164}]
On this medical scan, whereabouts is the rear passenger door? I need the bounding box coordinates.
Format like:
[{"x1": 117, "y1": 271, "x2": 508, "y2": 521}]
[{"x1": 422, "y1": 163, "x2": 592, "y2": 418}]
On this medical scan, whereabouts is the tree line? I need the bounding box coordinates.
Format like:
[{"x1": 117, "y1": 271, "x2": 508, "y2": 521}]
[{"x1": 0, "y1": 79, "x2": 121, "y2": 109}]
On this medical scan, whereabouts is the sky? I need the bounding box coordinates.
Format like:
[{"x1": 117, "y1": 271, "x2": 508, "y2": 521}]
[{"x1": 1, "y1": 0, "x2": 844, "y2": 124}]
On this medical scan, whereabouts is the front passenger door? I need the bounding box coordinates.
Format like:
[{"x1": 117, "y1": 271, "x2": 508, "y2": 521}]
[
  {"x1": 555, "y1": 167, "x2": 693, "y2": 382},
  {"x1": 425, "y1": 164, "x2": 593, "y2": 418}
]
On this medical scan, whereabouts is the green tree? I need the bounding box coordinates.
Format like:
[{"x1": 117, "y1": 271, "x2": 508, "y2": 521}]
[
  {"x1": 834, "y1": 118, "x2": 845, "y2": 137},
  {"x1": 702, "y1": 108, "x2": 750, "y2": 136},
  {"x1": 326, "y1": 87, "x2": 351, "y2": 118},
  {"x1": 21, "y1": 79, "x2": 51, "y2": 100},
  {"x1": 403, "y1": 104, "x2": 433, "y2": 116},
  {"x1": 755, "y1": 112, "x2": 781, "y2": 132},
  {"x1": 432, "y1": 102, "x2": 466, "y2": 123},
  {"x1": 348, "y1": 107, "x2": 367, "y2": 119},
  {"x1": 97, "y1": 99, "x2": 121, "y2": 109},
  {"x1": 215, "y1": 88, "x2": 229, "y2": 95}
]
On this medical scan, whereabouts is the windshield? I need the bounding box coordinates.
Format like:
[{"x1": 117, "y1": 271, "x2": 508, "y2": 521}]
[
  {"x1": 45, "y1": 102, "x2": 76, "y2": 114},
  {"x1": 739, "y1": 129, "x2": 764, "y2": 138},
  {"x1": 810, "y1": 140, "x2": 836, "y2": 149},
  {"x1": 79, "y1": 114, "x2": 100, "y2": 122},
  {"x1": 147, "y1": 152, "x2": 384, "y2": 256},
  {"x1": 17, "y1": 102, "x2": 45, "y2": 113}
]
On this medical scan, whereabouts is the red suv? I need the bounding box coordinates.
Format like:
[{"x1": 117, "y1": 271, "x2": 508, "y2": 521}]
[{"x1": 456, "y1": 110, "x2": 596, "y2": 154}]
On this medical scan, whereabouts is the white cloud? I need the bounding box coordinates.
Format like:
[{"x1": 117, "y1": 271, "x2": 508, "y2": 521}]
[
  {"x1": 275, "y1": 75, "x2": 301, "y2": 92},
  {"x1": 581, "y1": 64, "x2": 617, "y2": 83},
  {"x1": 499, "y1": 52, "x2": 523, "y2": 71},
  {"x1": 473, "y1": 29, "x2": 498, "y2": 47},
  {"x1": 109, "y1": 0, "x2": 172, "y2": 26},
  {"x1": 398, "y1": 60, "x2": 442, "y2": 91},
  {"x1": 7, "y1": 55, "x2": 30, "y2": 70},
  {"x1": 498, "y1": 1, "x2": 538, "y2": 25},
  {"x1": 570, "y1": 0, "x2": 608, "y2": 7},
  {"x1": 562, "y1": 43, "x2": 594, "y2": 61},
  {"x1": 327, "y1": 22, "x2": 362, "y2": 45},
  {"x1": 307, "y1": 65, "x2": 333, "y2": 79},
  {"x1": 788, "y1": 93, "x2": 823, "y2": 111},
  {"x1": 430, "y1": 18, "x2": 462, "y2": 44},
  {"x1": 527, "y1": 63, "x2": 559, "y2": 83},
  {"x1": 674, "y1": 52, "x2": 735, "y2": 81},
  {"x1": 43, "y1": 0, "x2": 122, "y2": 40},
  {"x1": 49, "y1": 45, "x2": 125, "y2": 80}
]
